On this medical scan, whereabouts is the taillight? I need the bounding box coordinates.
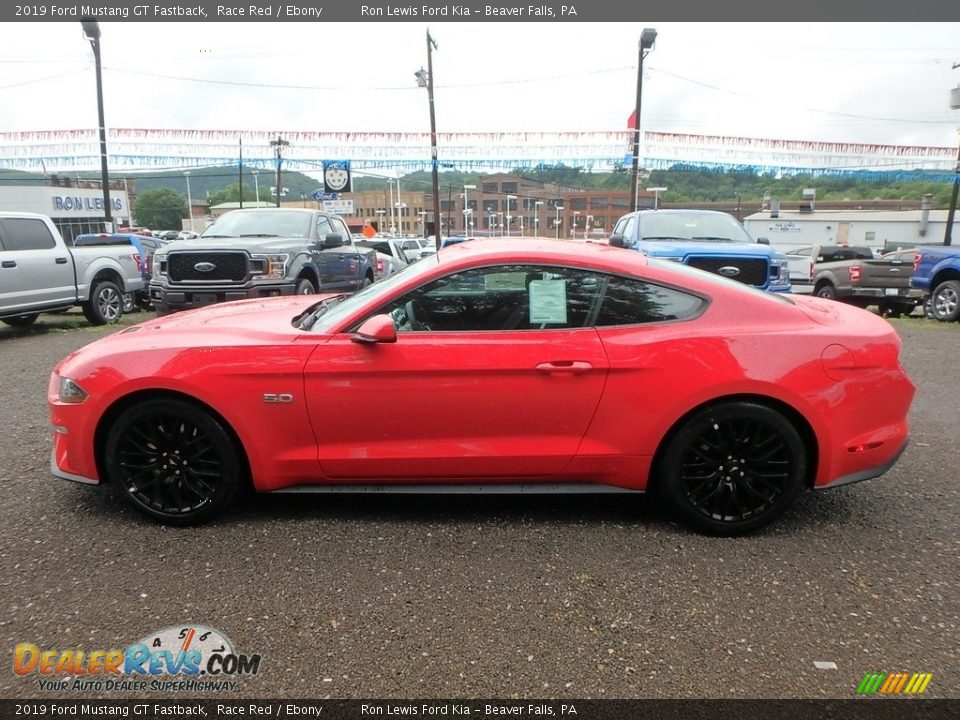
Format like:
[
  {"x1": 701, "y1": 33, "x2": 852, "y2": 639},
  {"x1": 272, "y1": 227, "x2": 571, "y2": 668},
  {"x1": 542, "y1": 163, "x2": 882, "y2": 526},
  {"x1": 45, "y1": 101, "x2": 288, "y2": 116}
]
[
  {"x1": 849, "y1": 265, "x2": 861, "y2": 283},
  {"x1": 913, "y1": 254, "x2": 921, "y2": 271},
  {"x1": 133, "y1": 252, "x2": 143, "y2": 273},
  {"x1": 145, "y1": 256, "x2": 152, "y2": 275}
]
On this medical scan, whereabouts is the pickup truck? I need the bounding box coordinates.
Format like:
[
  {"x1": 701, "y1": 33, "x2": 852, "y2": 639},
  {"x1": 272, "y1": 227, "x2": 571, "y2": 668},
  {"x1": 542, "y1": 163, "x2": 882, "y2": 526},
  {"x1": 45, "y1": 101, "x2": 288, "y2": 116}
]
[
  {"x1": 794, "y1": 245, "x2": 922, "y2": 316},
  {"x1": 608, "y1": 209, "x2": 791, "y2": 292},
  {"x1": 0, "y1": 212, "x2": 144, "y2": 328},
  {"x1": 910, "y1": 244, "x2": 960, "y2": 322},
  {"x1": 149, "y1": 208, "x2": 377, "y2": 315}
]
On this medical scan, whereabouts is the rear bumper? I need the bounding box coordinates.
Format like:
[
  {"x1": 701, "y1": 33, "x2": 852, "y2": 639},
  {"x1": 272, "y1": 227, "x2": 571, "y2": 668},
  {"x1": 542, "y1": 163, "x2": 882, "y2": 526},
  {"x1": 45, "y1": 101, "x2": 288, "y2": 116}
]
[{"x1": 816, "y1": 439, "x2": 908, "y2": 490}]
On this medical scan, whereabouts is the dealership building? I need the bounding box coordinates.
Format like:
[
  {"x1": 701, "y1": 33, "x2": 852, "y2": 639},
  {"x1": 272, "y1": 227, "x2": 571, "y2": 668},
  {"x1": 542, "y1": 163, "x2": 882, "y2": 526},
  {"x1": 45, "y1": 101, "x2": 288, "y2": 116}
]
[{"x1": 0, "y1": 179, "x2": 131, "y2": 244}]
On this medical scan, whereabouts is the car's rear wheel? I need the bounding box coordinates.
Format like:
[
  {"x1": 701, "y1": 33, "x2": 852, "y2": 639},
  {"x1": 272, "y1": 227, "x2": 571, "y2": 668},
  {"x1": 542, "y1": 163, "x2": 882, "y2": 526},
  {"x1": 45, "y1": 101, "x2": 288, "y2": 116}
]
[
  {"x1": 656, "y1": 402, "x2": 807, "y2": 536},
  {"x1": 930, "y1": 280, "x2": 960, "y2": 322},
  {"x1": 814, "y1": 283, "x2": 837, "y2": 301},
  {"x1": 82, "y1": 281, "x2": 124, "y2": 325},
  {"x1": 103, "y1": 398, "x2": 243, "y2": 525},
  {"x1": 1, "y1": 313, "x2": 39, "y2": 328}
]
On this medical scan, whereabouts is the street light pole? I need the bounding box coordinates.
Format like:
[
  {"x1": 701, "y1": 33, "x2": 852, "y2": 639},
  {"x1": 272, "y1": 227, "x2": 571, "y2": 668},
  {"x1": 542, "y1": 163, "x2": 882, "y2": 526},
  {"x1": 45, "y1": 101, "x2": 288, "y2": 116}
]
[
  {"x1": 183, "y1": 170, "x2": 193, "y2": 233},
  {"x1": 252, "y1": 170, "x2": 259, "y2": 205},
  {"x1": 945, "y1": 78, "x2": 960, "y2": 246},
  {"x1": 646, "y1": 186, "x2": 668, "y2": 210},
  {"x1": 630, "y1": 28, "x2": 658, "y2": 214},
  {"x1": 555, "y1": 205, "x2": 564, "y2": 239},
  {"x1": 416, "y1": 30, "x2": 442, "y2": 251},
  {"x1": 535, "y1": 201, "x2": 543, "y2": 236},
  {"x1": 506, "y1": 194, "x2": 516, "y2": 237},
  {"x1": 270, "y1": 136, "x2": 289, "y2": 208},
  {"x1": 573, "y1": 211, "x2": 580, "y2": 239},
  {"x1": 81, "y1": 20, "x2": 112, "y2": 231}
]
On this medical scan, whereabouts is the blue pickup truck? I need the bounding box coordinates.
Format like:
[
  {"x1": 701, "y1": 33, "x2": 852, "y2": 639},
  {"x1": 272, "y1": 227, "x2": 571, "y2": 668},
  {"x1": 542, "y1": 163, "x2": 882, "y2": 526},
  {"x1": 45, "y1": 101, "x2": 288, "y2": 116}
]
[
  {"x1": 609, "y1": 209, "x2": 791, "y2": 293},
  {"x1": 910, "y1": 245, "x2": 960, "y2": 322}
]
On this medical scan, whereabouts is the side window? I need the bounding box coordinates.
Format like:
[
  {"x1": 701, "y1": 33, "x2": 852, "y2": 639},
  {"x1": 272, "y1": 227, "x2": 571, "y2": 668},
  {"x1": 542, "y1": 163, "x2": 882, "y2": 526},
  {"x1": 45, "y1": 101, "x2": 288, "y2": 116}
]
[
  {"x1": 371, "y1": 264, "x2": 603, "y2": 333},
  {"x1": 613, "y1": 215, "x2": 636, "y2": 242},
  {"x1": 316, "y1": 216, "x2": 334, "y2": 240},
  {"x1": 595, "y1": 276, "x2": 705, "y2": 326},
  {"x1": 1, "y1": 218, "x2": 56, "y2": 251},
  {"x1": 330, "y1": 217, "x2": 351, "y2": 241}
]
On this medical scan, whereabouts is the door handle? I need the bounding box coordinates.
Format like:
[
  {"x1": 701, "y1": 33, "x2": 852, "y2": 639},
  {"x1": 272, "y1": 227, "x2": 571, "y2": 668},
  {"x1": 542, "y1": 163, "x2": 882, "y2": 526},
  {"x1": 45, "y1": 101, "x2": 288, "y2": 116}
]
[
  {"x1": 55, "y1": 257, "x2": 69, "y2": 264},
  {"x1": 1, "y1": 261, "x2": 15, "y2": 269},
  {"x1": 536, "y1": 361, "x2": 593, "y2": 374}
]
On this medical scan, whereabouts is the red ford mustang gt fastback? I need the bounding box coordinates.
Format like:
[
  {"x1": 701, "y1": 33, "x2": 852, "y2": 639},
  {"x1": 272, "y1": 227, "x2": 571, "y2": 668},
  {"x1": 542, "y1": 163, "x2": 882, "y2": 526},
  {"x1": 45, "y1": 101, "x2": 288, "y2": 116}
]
[{"x1": 48, "y1": 239, "x2": 915, "y2": 535}]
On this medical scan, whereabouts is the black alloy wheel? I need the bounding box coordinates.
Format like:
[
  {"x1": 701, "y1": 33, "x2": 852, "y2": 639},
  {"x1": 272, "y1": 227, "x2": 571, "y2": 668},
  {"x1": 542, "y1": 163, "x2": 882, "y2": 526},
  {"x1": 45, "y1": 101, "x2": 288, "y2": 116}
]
[
  {"x1": 658, "y1": 402, "x2": 807, "y2": 535},
  {"x1": 104, "y1": 399, "x2": 243, "y2": 525}
]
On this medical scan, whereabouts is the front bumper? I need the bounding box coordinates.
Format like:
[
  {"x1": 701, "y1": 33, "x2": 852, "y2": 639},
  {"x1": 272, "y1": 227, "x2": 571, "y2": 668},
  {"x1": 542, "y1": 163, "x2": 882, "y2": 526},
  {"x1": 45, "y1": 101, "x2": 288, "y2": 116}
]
[{"x1": 149, "y1": 283, "x2": 295, "y2": 313}]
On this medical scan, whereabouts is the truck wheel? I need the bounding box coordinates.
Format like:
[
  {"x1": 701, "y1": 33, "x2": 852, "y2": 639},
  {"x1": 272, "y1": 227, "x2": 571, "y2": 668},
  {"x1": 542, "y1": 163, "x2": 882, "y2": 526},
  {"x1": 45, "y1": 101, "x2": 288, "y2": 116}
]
[
  {"x1": 930, "y1": 280, "x2": 960, "y2": 322},
  {"x1": 121, "y1": 292, "x2": 137, "y2": 314},
  {"x1": 295, "y1": 278, "x2": 316, "y2": 295},
  {"x1": 814, "y1": 283, "x2": 837, "y2": 301},
  {"x1": 83, "y1": 281, "x2": 124, "y2": 325},
  {"x1": 1, "y1": 313, "x2": 39, "y2": 328},
  {"x1": 361, "y1": 272, "x2": 374, "y2": 288}
]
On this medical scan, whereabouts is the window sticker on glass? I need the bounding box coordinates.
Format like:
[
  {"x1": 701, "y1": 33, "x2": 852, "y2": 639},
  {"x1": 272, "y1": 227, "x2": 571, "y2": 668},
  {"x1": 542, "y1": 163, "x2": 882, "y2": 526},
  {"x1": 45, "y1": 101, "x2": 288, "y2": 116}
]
[
  {"x1": 484, "y1": 271, "x2": 528, "y2": 291},
  {"x1": 528, "y1": 279, "x2": 568, "y2": 324}
]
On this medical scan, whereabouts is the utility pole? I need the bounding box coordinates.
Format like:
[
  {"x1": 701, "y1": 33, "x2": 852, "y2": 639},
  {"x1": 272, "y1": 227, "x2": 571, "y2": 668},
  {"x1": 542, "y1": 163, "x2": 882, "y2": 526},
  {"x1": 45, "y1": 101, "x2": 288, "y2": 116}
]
[{"x1": 270, "y1": 136, "x2": 289, "y2": 208}]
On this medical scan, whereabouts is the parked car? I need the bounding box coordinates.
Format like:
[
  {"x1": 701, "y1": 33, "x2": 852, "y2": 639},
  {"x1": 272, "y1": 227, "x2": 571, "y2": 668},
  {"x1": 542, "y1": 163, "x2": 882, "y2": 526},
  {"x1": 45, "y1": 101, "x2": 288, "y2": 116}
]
[
  {"x1": 399, "y1": 238, "x2": 428, "y2": 261},
  {"x1": 149, "y1": 208, "x2": 378, "y2": 315},
  {"x1": 609, "y1": 210, "x2": 791, "y2": 292},
  {"x1": 74, "y1": 233, "x2": 169, "y2": 311},
  {"x1": 49, "y1": 239, "x2": 914, "y2": 535},
  {"x1": 910, "y1": 245, "x2": 960, "y2": 322},
  {"x1": 795, "y1": 244, "x2": 922, "y2": 316},
  {"x1": 0, "y1": 212, "x2": 144, "y2": 327},
  {"x1": 154, "y1": 230, "x2": 180, "y2": 241},
  {"x1": 356, "y1": 238, "x2": 412, "y2": 278},
  {"x1": 176, "y1": 230, "x2": 200, "y2": 240}
]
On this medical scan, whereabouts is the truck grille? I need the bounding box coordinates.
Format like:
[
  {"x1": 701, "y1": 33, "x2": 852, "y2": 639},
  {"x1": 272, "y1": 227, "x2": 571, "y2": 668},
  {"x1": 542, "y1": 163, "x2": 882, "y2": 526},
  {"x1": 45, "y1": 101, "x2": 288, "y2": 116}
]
[
  {"x1": 168, "y1": 252, "x2": 248, "y2": 282},
  {"x1": 686, "y1": 257, "x2": 769, "y2": 287}
]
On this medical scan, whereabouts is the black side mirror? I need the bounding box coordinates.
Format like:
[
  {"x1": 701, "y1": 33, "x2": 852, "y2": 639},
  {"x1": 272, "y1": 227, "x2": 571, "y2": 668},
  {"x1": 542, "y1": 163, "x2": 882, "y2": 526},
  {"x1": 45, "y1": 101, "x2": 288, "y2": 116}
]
[
  {"x1": 324, "y1": 233, "x2": 344, "y2": 248},
  {"x1": 609, "y1": 233, "x2": 626, "y2": 248},
  {"x1": 756, "y1": 237, "x2": 770, "y2": 245}
]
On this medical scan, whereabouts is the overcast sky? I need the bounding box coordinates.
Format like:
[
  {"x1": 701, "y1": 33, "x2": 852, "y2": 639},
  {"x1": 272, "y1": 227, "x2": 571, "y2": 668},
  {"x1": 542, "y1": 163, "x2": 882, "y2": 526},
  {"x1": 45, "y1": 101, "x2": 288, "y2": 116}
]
[{"x1": 2, "y1": 22, "x2": 959, "y2": 172}]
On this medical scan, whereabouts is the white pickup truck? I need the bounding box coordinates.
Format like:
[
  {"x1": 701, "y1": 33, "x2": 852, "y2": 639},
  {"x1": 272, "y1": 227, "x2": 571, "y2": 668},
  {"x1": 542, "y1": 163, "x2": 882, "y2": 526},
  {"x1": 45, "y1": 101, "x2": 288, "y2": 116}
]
[{"x1": 0, "y1": 212, "x2": 145, "y2": 328}]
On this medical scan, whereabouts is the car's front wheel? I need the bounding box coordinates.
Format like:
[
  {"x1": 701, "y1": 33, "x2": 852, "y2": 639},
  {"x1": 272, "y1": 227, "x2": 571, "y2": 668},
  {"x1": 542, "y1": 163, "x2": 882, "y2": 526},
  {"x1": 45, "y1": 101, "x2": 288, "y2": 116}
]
[
  {"x1": 656, "y1": 402, "x2": 808, "y2": 536},
  {"x1": 930, "y1": 280, "x2": 960, "y2": 322},
  {"x1": 103, "y1": 398, "x2": 244, "y2": 525}
]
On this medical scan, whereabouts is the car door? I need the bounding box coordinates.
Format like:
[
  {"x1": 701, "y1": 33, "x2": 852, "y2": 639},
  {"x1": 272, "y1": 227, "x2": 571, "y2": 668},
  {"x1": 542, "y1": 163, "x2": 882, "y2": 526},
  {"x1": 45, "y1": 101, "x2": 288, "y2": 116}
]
[
  {"x1": 0, "y1": 217, "x2": 75, "y2": 313},
  {"x1": 303, "y1": 263, "x2": 610, "y2": 480}
]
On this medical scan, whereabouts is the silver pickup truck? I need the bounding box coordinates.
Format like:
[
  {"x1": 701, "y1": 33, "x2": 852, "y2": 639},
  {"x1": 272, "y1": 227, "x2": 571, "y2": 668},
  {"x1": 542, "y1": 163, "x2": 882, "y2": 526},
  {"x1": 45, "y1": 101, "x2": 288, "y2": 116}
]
[{"x1": 0, "y1": 212, "x2": 145, "y2": 328}]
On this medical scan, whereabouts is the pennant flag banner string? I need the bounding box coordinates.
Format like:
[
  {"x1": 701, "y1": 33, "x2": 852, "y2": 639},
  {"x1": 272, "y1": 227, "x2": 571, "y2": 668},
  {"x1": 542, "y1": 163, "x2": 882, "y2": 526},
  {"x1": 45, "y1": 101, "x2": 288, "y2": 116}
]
[{"x1": 1, "y1": 128, "x2": 956, "y2": 177}]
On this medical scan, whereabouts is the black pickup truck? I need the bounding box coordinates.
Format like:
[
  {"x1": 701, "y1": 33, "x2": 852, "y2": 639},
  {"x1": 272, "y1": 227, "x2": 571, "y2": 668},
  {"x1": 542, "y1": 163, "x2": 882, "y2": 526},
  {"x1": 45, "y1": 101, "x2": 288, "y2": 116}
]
[
  {"x1": 789, "y1": 245, "x2": 922, "y2": 317},
  {"x1": 149, "y1": 208, "x2": 377, "y2": 315}
]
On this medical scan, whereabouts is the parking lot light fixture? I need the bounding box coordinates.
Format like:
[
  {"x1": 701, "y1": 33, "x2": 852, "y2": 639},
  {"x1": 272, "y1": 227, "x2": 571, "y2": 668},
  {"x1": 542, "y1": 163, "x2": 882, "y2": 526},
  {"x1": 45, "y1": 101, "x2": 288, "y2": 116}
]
[
  {"x1": 630, "y1": 27, "x2": 658, "y2": 213},
  {"x1": 555, "y1": 205, "x2": 564, "y2": 239},
  {"x1": 646, "y1": 186, "x2": 668, "y2": 210},
  {"x1": 81, "y1": 19, "x2": 112, "y2": 231},
  {"x1": 535, "y1": 201, "x2": 543, "y2": 236},
  {"x1": 183, "y1": 170, "x2": 193, "y2": 233}
]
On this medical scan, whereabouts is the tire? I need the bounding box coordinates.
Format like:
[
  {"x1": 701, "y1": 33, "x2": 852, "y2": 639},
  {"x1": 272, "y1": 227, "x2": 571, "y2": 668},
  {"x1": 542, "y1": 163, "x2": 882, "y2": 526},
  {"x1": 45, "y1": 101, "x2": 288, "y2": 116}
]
[
  {"x1": 103, "y1": 398, "x2": 243, "y2": 525},
  {"x1": 82, "y1": 281, "x2": 124, "y2": 325},
  {"x1": 1, "y1": 313, "x2": 39, "y2": 328},
  {"x1": 361, "y1": 273, "x2": 374, "y2": 289},
  {"x1": 121, "y1": 292, "x2": 137, "y2": 314},
  {"x1": 295, "y1": 277, "x2": 317, "y2": 295},
  {"x1": 814, "y1": 283, "x2": 837, "y2": 301},
  {"x1": 930, "y1": 280, "x2": 960, "y2": 322},
  {"x1": 656, "y1": 402, "x2": 808, "y2": 536}
]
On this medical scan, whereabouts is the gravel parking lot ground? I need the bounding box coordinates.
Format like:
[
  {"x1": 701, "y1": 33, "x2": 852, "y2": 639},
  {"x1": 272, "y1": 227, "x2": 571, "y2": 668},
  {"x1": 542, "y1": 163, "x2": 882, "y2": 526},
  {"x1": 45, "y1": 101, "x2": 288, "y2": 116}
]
[{"x1": 1, "y1": 310, "x2": 957, "y2": 700}]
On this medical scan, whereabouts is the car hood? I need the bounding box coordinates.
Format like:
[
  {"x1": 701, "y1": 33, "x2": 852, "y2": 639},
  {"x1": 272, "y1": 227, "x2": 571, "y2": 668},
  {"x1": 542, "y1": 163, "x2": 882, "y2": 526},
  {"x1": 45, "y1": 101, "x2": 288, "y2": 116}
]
[
  {"x1": 637, "y1": 241, "x2": 784, "y2": 259},
  {"x1": 156, "y1": 237, "x2": 307, "y2": 254}
]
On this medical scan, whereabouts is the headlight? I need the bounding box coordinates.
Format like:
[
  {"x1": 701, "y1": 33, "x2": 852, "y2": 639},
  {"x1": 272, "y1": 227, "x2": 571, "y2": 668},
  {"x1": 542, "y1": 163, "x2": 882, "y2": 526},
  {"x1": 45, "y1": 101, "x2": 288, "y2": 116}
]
[
  {"x1": 58, "y1": 376, "x2": 88, "y2": 404},
  {"x1": 251, "y1": 254, "x2": 289, "y2": 280},
  {"x1": 154, "y1": 257, "x2": 167, "y2": 278},
  {"x1": 776, "y1": 262, "x2": 790, "y2": 284}
]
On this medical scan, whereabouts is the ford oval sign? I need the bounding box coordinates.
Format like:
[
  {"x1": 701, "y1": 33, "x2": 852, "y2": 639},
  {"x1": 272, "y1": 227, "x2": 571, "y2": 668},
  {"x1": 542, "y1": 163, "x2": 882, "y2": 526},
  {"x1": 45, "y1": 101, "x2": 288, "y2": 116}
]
[
  {"x1": 718, "y1": 266, "x2": 741, "y2": 277},
  {"x1": 194, "y1": 262, "x2": 217, "y2": 273}
]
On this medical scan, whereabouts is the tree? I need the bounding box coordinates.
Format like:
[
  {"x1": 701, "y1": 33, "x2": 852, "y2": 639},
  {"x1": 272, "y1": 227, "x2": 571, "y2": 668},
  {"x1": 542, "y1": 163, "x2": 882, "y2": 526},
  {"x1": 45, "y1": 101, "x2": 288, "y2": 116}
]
[
  {"x1": 135, "y1": 187, "x2": 188, "y2": 230},
  {"x1": 206, "y1": 182, "x2": 266, "y2": 206}
]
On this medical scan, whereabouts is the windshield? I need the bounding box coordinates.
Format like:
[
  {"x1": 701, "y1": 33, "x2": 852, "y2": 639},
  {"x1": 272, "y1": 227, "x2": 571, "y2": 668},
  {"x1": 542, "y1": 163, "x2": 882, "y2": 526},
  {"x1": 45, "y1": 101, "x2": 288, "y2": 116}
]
[
  {"x1": 640, "y1": 213, "x2": 753, "y2": 243},
  {"x1": 309, "y1": 255, "x2": 444, "y2": 333},
  {"x1": 202, "y1": 210, "x2": 312, "y2": 239}
]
